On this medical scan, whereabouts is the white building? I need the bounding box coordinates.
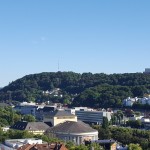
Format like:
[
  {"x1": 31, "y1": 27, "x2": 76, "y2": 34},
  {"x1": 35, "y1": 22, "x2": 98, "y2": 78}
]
[
  {"x1": 75, "y1": 110, "x2": 111, "y2": 124},
  {"x1": 1, "y1": 126, "x2": 9, "y2": 132},
  {"x1": 65, "y1": 107, "x2": 111, "y2": 125},
  {"x1": 46, "y1": 121, "x2": 98, "y2": 145},
  {"x1": 73, "y1": 107, "x2": 94, "y2": 111},
  {"x1": 65, "y1": 107, "x2": 94, "y2": 115},
  {"x1": 123, "y1": 97, "x2": 138, "y2": 107},
  {"x1": 0, "y1": 138, "x2": 42, "y2": 150},
  {"x1": 141, "y1": 117, "x2": 150, "y2": 123},
  {"x1": 20, "y1": 102, "x2": 36, "y2": 106},
  {"x1": 139, "y1": 97, "x2": 150, "y2": 105},
  {"x1": 129, "y1": 115, "x2": 144, "y2": 121}
]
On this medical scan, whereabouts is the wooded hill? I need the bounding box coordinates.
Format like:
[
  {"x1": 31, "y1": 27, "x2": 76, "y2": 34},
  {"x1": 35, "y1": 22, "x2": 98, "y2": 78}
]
[{"x1": 0, "y1": 72, "x2": 150, "y2": 108}]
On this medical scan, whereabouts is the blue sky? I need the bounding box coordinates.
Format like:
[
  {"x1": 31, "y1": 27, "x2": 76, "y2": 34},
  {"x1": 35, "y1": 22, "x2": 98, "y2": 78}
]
[{"x1": 0, "y1": 0, "x2": 150, "y2": 87}]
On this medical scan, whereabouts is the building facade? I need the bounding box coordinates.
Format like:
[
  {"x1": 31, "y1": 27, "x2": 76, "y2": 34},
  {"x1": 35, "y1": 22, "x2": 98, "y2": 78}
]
[
  {"x1": 46, "y1": 121, "x2": 98, "y2": 145},
  {"x1": 43, "y1": 110, "x2": 77, "y2": 126},
  {"x1": 75, "y1": 110, "x2": 111, "y2": 124},
  {"x1": 10, "y1": 121, "x2": 50, "y2": 135}
]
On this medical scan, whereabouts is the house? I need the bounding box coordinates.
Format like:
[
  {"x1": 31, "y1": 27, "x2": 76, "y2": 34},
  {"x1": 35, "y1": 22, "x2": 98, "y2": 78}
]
[
  {"x1": 46, "y1": 121, "x2": 98, "y2": 145},
  {"x1": 0, "y1": 138, "x2": 68, "y2": 150},
  {"x1": 10, "y1": 121, "x2": 50, "y2": 135},
  {"x1": 139, "y1": 97, "x2": 150, "y2": 105},
  {"x1": 1, "y1": 126, "x2": 9, "y2": 132},
  {"x1": 141, "y1": 117, "x2": 150, "y2": 123},
  {"x1": 129, "y1": 115, "x2": 143, "y2": 121},
  {"x1": 123, "y1": 97, "x2": 137, "y2": 107},
  {"x1": 43, "y1": 110, "x2": 77, "y2": 126},
  {"x1": 17, "y1": 143, "x2": 68, "y2": 150},
  {"x1": 0, "y1": 138, "x2": 43, "y2": 150}
]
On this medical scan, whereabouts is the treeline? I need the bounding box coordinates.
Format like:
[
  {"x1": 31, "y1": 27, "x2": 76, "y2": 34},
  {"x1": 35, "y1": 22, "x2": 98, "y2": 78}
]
[
  {"x1": 0, "y1": 72, "x2": 150, "y2": 108},
  {"x1": 93, "y1": 126, "x2": 150, "y2": 150},
  {"x1": 0, "y1": 106, "x2": 21, "y2": 127},
  {"x1": 0, "y1": 106, "x2": 36, "y2": 127}
]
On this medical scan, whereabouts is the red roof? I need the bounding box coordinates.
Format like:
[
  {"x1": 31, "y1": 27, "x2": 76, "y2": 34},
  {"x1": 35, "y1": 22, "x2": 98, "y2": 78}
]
[{"x1": 17, "y1": 143, "x2": 68, "y2": 150}]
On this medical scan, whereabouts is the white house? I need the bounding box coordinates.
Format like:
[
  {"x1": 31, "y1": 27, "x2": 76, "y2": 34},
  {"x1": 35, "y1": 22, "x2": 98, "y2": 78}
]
[
  {"x1": 0, "y1": 138, "x2": 42, "y2": 150},
  {"x1": 139, "y1": 97, "x2": 150, "y2": 105},
  {"x1": 141, "y1": 117, "x2": 150, "y2": 123},
  {"x1": 123, "y1": 97, "x2": 138, "y2": 107}
]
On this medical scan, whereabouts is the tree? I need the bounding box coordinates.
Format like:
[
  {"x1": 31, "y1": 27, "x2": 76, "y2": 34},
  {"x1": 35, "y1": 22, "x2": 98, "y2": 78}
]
[
  {"x1": 65, "y1": 141, "x2": 75, "y2": 149},
  {"x1": 13, "y1": 113, "x2": 22, "y2": 124},
  {"x1": 1, "y1": 72, "x2": 150, "y2": 109},
  {"x1": 128, "y1": 143, "x2": 142, "y2": 150},
  {"x1": 88, "y1": 142, "x2": 104, "y2": 150},
  {"x1": 7, "y1": 129, "x2": 34, "y2": 139},
  {"x1": 102, "y1": 117, "x2": 109, "y2": 129},
  {"x1": 74, "y1": 144, "x2": 88, "y2": 150},
  {"x1": 98, "y1": 128, "x2": 111, "y2": 139},
  {"x1": 126, "y1": 120, "x2": 142, "y2": 128},
  {"x1": 23, "y1": 114, "x2": 36, "y2": 122}
]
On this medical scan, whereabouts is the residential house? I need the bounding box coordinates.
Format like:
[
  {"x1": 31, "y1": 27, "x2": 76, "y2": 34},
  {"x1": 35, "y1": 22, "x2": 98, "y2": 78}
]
[
  {"x1": 10, "y1": 121, "x2": 50, "y2": 135},
  {"x1": 129, "y1": 115, "x2": 143, "y2": 121},
  {"x1": 139, "y1": 97, "x2": 150, "y2": 105},
  {"x1": 0, "y1": 138, "x2": 68, "y2": 150},
  {"x1": 123, "y1": 97, "x2": 138, "y2": 107},
  {"x1": 17, "y1": 143, "x2": 68, "y2": 150},
  {"x1": 0, "y1": 138, "x2": 42, "y2": 150}
]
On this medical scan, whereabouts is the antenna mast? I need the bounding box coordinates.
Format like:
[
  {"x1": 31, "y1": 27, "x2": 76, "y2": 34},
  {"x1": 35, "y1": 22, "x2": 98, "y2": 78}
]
[{"x1": 58, "y1": 60, "x2": 60, "y2": 71}]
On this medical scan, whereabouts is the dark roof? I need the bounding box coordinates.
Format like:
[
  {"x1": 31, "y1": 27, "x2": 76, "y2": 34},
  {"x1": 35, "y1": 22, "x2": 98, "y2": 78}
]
[
  {"x1": 10, "y1": 121, "x2": 50, "y2": 131},
  {"x1": 43, "y1": 106, "x2": 56, "y2": 112},
  {"x1": 46, "y1": 121, "x2": 97, "y2": 134},
  {"x1": 92, "y1": 139, "x2": 116, "y2": 144},
  {"x1": 44, "y1": 122, "x2": 53, "y2": 127},
  {"x1": 48, "y1": 110, "x2": 75, "y2": 117}
]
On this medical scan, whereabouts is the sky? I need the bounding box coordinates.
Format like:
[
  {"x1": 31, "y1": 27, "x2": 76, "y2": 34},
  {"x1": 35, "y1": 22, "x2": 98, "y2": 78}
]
[{"x1": 0, "y1": 0, "x2": 150, "y2": 87}]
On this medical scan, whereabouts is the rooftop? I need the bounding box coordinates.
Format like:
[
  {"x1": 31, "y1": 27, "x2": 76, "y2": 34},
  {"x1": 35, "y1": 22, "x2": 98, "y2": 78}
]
[
  {"x1": 17, "y1": 143, "x2": 68, "y2": 150},
  {"x1": 10, "y1": 121, "x2": 50, "y2": 131},
  {"x1": 48, "y1": 110, "x2": 75, "y2": 117},
  {"x1": 46, "y1": 121, "x2": 97, "y2": 134}
]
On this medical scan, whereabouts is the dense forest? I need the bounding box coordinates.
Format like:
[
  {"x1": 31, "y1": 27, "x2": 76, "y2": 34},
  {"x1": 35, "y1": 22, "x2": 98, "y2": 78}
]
[
  {"x1": 0, "y1": 72, "x2": 150, "y2": 108},
  {"x1": 94, "y1": 125, "x2": 150, "y2": 150}
]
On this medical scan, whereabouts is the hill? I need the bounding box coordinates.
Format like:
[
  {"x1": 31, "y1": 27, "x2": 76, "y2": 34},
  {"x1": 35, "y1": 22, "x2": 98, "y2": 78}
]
[{"x1": 0, "y1": 71, "x2": 150, "y2": 108}]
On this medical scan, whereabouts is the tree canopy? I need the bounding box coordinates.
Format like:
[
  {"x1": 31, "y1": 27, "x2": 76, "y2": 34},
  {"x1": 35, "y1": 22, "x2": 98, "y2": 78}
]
[{"x1": 0, "y1": 72, "x2": 150, "y2": 108}]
